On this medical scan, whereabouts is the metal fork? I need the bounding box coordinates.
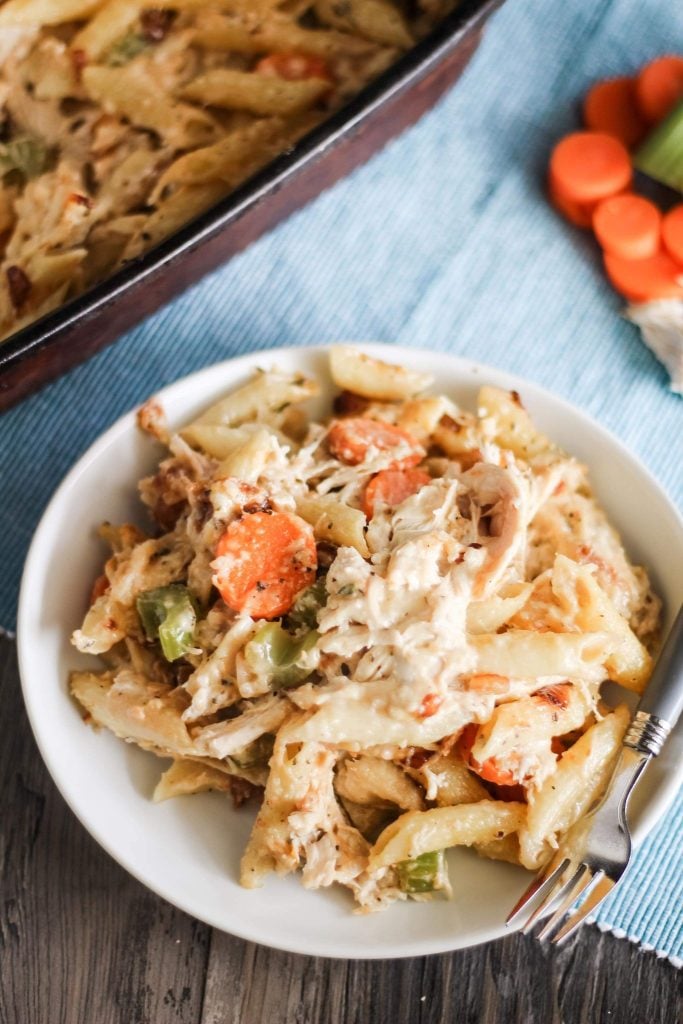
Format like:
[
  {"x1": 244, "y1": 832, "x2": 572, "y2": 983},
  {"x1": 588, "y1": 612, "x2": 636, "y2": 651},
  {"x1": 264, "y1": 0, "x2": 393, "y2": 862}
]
[{"x1": 506, "y1": 604, "x2": 683, "y2": 945}]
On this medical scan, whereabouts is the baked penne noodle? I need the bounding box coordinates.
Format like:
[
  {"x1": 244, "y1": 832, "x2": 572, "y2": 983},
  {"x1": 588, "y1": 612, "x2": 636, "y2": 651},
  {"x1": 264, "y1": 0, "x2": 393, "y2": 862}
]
[
  {"x1": 181, "y1": 69, "x2": 330, "y2": 117},
  {"x1": 369, "y1": 801, "x2": 526, "y2": 870},
  {"x1": 518, "y1": 705, "x2": 630, "y2": 869},
  {"x1": 67, "y1": 348, "x2": 660, "y2": 912}
]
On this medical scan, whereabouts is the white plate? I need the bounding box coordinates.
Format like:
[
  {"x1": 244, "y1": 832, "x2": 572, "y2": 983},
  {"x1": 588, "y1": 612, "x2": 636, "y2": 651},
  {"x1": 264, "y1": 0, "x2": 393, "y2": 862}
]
[{"x1": 17, "y1": 344, "x2": 683, "y2": 959}]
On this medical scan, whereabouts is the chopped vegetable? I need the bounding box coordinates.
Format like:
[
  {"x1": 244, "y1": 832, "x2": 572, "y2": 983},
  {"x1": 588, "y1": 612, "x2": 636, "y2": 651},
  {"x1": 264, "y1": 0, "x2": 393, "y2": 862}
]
[
  {"x1": 327, "y1": 417, "x2": 424, "y2": 468},
  {"x1": 106, "y1": 31, "x2": 150, "y2": 66},
  {"x1": 212, "y1": 511, "x2": 317, "y2": 619},
  {"x1": 634, "y1": 99, "x2": 683, "y2": 193},
  {"x1": 604, "y1": 249, "x2": 683, "y2": 302},
  {"x1": 286, "y1": 575, "x2": 328, "y2": 632},
  {"x1": 548, "y1": 180, "x2": 596, "y2": 228},
  {"x1": 583, "y1": 76, "x2": 647, "y2": 148},
  {"x1": 362, "y1": 467, "x2": 431, "y2": 518},
  {"x1": 635, "y1": 55, "x2": 683, "y2": 124},
  {"x1": 136, "y1": 584, "x2": 198, "y2": 662},
  {"x1": 0, "y1": 136, "x2": 51, "y2": 180},
  {"x1": 458, "y1": 723, "x2": 517, "y2": 786},
  {"x1": 228, "y1": 733, "x2": 275, "y2": 770},
  {"x1": 256, "y1": 52, "x2": 332, "y2": 82},
  {"x1": 592, "y1": 193, "x2": 661, "y2": 260},
  {"x1": 244, "y1": 622, "x2": 318, "y2": 689},
  {"x1": 396, "y1": 850, "x2": 449, "y2": 894},
  {"x1": 549, "y1": 131, "x2": 632, "y2": 204},
  {"x1": 662, "y1": 204, "x2": 683, "y2": 265}
]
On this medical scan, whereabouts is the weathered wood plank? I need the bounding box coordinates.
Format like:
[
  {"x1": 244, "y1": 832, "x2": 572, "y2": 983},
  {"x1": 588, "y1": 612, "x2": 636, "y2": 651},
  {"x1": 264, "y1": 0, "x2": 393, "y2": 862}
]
[
  {"x1": 2, "y1": 634, "x2": 681, "y2": 1024},
  {"x1": 0, "y1": 639, "x2": 210, "y2": 1024},
  {"x1": 201, "y1": 917, "x2": 681, "y2": 1024}
]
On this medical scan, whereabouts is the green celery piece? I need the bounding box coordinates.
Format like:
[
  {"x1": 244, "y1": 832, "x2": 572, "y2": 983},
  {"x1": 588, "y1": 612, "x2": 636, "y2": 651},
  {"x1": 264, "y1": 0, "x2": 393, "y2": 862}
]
[
  {"x1": 397, "y1": 850, "x2": 448, "y2": 894},
  {"x1": 244, "y1": 622, "x2": 318, "y2": 689},
  {"x1": 0, "y1": 136, "x2": 50, "y2": 180},
  {"x1": 106, "y1": 31, "x2": 150, "y2": 66},
  {"x1": 229, "y1": 733, "x2": 275, "y2": 770},
  {"x1": 634, "y1": 99, "x2": 683, "y2": 193},
  {"x1": 136, "y1": 584, "x2": 197, "y2": 662},
  {"x1": 286, "y1": 576, "x2": 328, "y2": 632}
]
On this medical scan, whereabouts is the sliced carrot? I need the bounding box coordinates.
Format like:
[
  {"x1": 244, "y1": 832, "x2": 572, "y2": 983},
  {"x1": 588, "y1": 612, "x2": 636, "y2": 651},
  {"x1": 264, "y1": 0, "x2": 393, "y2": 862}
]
[
  {"x1": 256, "y1": 52, "x2": 332, "y2": 82},
  {"x1": 212, "y1": 511, "x2": 317, "y2": 619},
  {"x1": 465, "y1": 673, "x2": 510, "y2": 694},
  {"x1": 661, "y1": 204, "x2": 683, "y2": 265},
  {"x1": 583, "y1": 76, "x2": 647, "y2": 148},
  {"x1": 327, "y1": 417, "x2": 424, "y2": 468},
  {"x1": 604, "y1": 248, "x2": 683, "y2": 302},
  {"x1": 549, "y1": 131, "x2": 632, "y2": 204},
  {"x1": 548, "y1": 179, "x2": 596, "y2": 229},
  {"x1": 416, "y1": 693, "x2": 443, "y2": 719},
  {"x1": 458, "y1": 724, "x2": 517, "y2": 787},
  {"x1": 636, "y1": 55, "x2": 683, "y2": 124},
  {"x1": 592, "y1": 193, "x2": 661, "y2": 260},
  {"x1": 363, "y1": 467, "x2": 431, "y2": 518}
]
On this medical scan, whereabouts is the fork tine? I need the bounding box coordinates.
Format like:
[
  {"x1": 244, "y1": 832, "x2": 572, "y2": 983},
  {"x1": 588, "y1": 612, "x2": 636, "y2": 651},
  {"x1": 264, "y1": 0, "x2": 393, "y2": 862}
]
[
  {"x1": 520, "y1": 861, "x2": 591, "y2": 936},
  {"x1": 551, "y1": 875, "x2": 615, "y2": 945},
  {"x1": 535, "y1": 865, "x2": 596, "y2": 940},
  {"x1": 505, "y1": 852, "x2": 570, "y2": 926}
]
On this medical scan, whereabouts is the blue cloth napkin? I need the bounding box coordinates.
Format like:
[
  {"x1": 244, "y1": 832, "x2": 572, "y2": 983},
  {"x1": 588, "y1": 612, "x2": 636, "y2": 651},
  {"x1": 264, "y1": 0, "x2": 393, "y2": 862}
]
[{"x1": 1, "y1": 0, "x2": 681, "y2": 958}]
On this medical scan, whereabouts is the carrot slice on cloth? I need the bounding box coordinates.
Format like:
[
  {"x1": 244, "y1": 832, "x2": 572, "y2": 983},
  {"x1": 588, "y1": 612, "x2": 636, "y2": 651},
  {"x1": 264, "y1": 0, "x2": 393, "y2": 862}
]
[
  {"x1": 604, "y1": 248, "x2": 683, "y2": 302},
  {"x1": 363, "y1": 467, "x2": 431, "y2": 518},
  {"x1": 548, "y1": 178, "x2": 596, "y2": 228},
  {"x1": 583, "y1": 76, "x2": 647, "y2": 148},
  {"x1": 636, "y1": 55, "x2": 683, "y2": 124},
  {"x1": 662, "y1": 204, "x2": 683, "y2": 265},
  {"x1": 593, "y1": 193, "x2": 662, "y2": 259},
  {"x1": 256, "y1": 52, "x2": 332, "y2": 81},
  {"x1": 212, "y1": 511, "x2": 317, "y2": 619},
  {"x1": 549, "y1": 131, "x2": 632, "y2": 204},
  {"x1": 327, "y1": 417, "x2": 425, "y2": 468}
]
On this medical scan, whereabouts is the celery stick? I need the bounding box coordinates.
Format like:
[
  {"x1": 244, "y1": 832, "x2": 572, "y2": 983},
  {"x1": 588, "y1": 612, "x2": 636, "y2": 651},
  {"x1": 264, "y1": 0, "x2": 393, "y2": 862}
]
[
  {"x1": 634, "y1": 100, "x2": 683, "y2": 193},
  {"x1": 244, "y1": 622, "x2": 318, "y2": 689},
  {"x1": 136, "y1": 584, "x2": 197, "y2": 662},
  {"x1": 397, "y1": 850, "x2": 449, "y2": 894}
]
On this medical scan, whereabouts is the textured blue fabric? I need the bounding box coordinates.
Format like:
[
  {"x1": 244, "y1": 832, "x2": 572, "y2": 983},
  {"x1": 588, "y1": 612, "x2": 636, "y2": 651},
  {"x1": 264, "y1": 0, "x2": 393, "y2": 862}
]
[{"x1": 1, "y1": 0, "x2": 681, "y2": 956}]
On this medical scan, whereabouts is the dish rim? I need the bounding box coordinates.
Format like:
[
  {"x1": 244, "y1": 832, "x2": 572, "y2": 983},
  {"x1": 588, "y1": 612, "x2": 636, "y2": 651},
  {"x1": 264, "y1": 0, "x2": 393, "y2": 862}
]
[{"x1": 17, "y1": 342, "x2": 683, "y2": 959}]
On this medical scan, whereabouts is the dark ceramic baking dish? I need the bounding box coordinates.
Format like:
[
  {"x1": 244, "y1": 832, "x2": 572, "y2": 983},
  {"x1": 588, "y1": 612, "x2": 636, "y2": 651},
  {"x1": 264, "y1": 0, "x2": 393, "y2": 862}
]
[{"x1": 0, "y1": 0, "x2": 503, "y2": 411}]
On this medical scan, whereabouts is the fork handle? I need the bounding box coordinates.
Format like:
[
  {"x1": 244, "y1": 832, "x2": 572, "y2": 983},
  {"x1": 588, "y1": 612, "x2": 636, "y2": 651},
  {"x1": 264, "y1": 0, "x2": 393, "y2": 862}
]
[{"x1": 625, "y1": 605, "x2": 683, "y2": 757}]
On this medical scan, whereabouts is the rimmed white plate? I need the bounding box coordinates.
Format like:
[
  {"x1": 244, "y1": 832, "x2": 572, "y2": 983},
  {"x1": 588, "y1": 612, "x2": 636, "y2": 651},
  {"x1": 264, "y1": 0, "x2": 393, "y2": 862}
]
[{"x1": 17, "y1": 344, "x2": 683, "y2": 959}]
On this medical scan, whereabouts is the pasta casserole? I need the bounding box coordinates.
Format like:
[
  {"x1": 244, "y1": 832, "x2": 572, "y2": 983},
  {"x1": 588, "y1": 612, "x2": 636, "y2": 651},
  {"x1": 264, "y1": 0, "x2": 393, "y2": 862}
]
[
  {"x1": 0, "y1": 0, "x2": 458, "y2": 342},
  {"x1": 70, "y1": 346, "x2": 661, "y2": 910}
]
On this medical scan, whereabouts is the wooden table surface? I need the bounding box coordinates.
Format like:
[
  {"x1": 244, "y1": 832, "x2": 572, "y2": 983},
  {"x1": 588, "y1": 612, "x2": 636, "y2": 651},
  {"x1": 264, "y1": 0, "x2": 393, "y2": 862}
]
[{"x1": 2, "y1": 635, "x2": 680, "y2": 1024}]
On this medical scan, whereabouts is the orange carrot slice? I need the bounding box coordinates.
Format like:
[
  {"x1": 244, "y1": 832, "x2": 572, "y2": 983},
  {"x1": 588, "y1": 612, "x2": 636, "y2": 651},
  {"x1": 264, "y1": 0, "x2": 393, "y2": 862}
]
[
  {"x1": 661, "y1": 204, "x2": 683, "y2": 265},
  {"x1": 362, "y1": 467, "x2": 431, "y2": 518},
  {"x1": 256, "y1": 52, "x2": 332, "y2": 82},
  {"x1": 212, "y1": 511, "x2": 317, "y2": 619},
  {"x1": 636, "y1": 55, "x2": 683, "y2": 124},
  {"x1": 604, "y1": 248, "x2": 683, "y2": 302},
  {"x1": 548, "y1": 179, "x2": 596, "y2": 228},
  {"x1": 593, "y1": 193, "x2": 662, "y2": 259},
  {"x1": 583, "y1": 76, "x2": 647, "y2": 148},
  {"x1": 549, "y1": 131, "x2": 632, "y2": 204},
  {"x1": 327, "y1": 417, "x2": 424, "y2": 468},
  {"x1": 458, "y1": 724, "x2": 517, "y2": 786}
]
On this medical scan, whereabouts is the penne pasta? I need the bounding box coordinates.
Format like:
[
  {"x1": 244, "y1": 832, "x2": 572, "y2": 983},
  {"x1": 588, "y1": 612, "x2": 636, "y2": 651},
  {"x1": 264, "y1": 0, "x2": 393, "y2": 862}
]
[
  {"x1": 68, "y1": 349, "x2": 661, "y2": 913},
  {"x1": 369, "y1": 801, "x2": 526, "y2": 870}
]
